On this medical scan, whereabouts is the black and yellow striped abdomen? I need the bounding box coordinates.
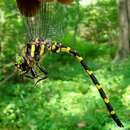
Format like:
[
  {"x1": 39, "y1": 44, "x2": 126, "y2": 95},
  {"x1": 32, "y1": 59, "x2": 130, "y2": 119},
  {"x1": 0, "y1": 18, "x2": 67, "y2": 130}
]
[
  {"x1": 48, "y1": 42, "x2": 123, "y2": 127},
  {"x1": 22, "y1": 38, "x2": 123, "y2": 127}
]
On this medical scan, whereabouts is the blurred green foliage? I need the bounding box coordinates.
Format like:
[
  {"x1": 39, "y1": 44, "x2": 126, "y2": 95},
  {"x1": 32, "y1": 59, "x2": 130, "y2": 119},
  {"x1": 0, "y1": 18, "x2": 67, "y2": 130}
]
[
  {"x1": 0, "y1": 0, "x2": 130, "y2": 130},
  {"x1": 78, "y1": 0, "x2": 118, "y2": 43}
]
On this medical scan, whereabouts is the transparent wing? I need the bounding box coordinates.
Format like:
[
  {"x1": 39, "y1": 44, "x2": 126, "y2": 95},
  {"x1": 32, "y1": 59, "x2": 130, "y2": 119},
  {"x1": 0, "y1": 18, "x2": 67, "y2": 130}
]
[{"x1": 21, "y1": 2, "x2": 67, "y2": 40}]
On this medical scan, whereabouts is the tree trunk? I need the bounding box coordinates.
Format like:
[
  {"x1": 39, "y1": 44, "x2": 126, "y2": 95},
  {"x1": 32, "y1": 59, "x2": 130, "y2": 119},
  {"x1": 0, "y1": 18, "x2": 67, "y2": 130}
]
[
  {"x1": 115, "y1": 0, "x2": 130, "y2": 59},
  {"x1": 127, "y1": 0, "x2": 130, "y2": 47}
]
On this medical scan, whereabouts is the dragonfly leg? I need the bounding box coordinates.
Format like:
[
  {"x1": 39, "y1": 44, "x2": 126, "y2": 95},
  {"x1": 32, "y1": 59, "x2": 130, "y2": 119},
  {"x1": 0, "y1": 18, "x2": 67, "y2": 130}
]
[
  {"x1": 24, "y1": 68, "x2": 38, "y2": 79},
  {"x1": 35, "y1": 63, "x2": 48, "y2": 85}
]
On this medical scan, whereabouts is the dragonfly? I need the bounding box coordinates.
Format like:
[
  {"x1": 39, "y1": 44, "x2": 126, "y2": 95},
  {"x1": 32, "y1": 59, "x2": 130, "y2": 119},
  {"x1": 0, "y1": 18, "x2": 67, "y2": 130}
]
[{"x1": 15, "y1": 0, "x2": 124, "y2": 127}]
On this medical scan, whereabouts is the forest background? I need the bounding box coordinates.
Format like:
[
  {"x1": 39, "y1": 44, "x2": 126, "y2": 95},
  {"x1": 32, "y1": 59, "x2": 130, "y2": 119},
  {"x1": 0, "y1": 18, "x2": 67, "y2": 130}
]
[{"x1": 0, "y1": 0, "x2": 130, "y2": 130}]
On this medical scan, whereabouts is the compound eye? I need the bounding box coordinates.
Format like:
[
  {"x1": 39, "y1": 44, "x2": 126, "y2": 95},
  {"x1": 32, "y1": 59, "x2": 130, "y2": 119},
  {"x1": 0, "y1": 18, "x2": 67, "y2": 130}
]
[{"x1": 16, "y1": 55, "x2": 24, "y2": 65}]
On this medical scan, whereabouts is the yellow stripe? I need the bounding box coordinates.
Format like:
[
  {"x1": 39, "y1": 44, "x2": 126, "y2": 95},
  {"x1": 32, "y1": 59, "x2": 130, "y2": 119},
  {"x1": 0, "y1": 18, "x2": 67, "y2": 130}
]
[
  {"x1": 75, "y1": 55, "x2": 83, "y2": 62},
  {"x1": 61, "y1": 48, "x2": 67, "y2": 52},
  {"x1": 110, "y1": 111, "x2": 115, "y2": 115},
  {"x1": 66, "y1": 47, "x2": 71, "y2": 52},
  {"x1": 52, "y1": 45, "x2": 56, "y2": 50},
  {"x1": 96, "y1": 84, "x2": 102, "y2": 90},
  {"x1": 86, "y1": 70, "x2": 93, "y2": 75},
  {"x1": 56, "y1": 48, "x2": 60, "y2": 53},
  {"x1": 31, "y1": 44, "x2": 35, "y2": 57},
  {"x1": 104, "y1": 98, "x2": 109, "y2": 103},
  {"x1": 40, "y1": 45, "x2": 45, "y2": 56},
  {"x1": 61, "y1": 47, "x2": 71, "y2": 53}
]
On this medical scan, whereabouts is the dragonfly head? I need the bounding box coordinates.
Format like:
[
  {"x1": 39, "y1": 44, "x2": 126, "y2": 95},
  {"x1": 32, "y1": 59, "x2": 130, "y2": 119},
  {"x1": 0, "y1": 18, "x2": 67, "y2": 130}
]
[{"x1": 15, "y1": 55, "x2": 29, "y2": 72}]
